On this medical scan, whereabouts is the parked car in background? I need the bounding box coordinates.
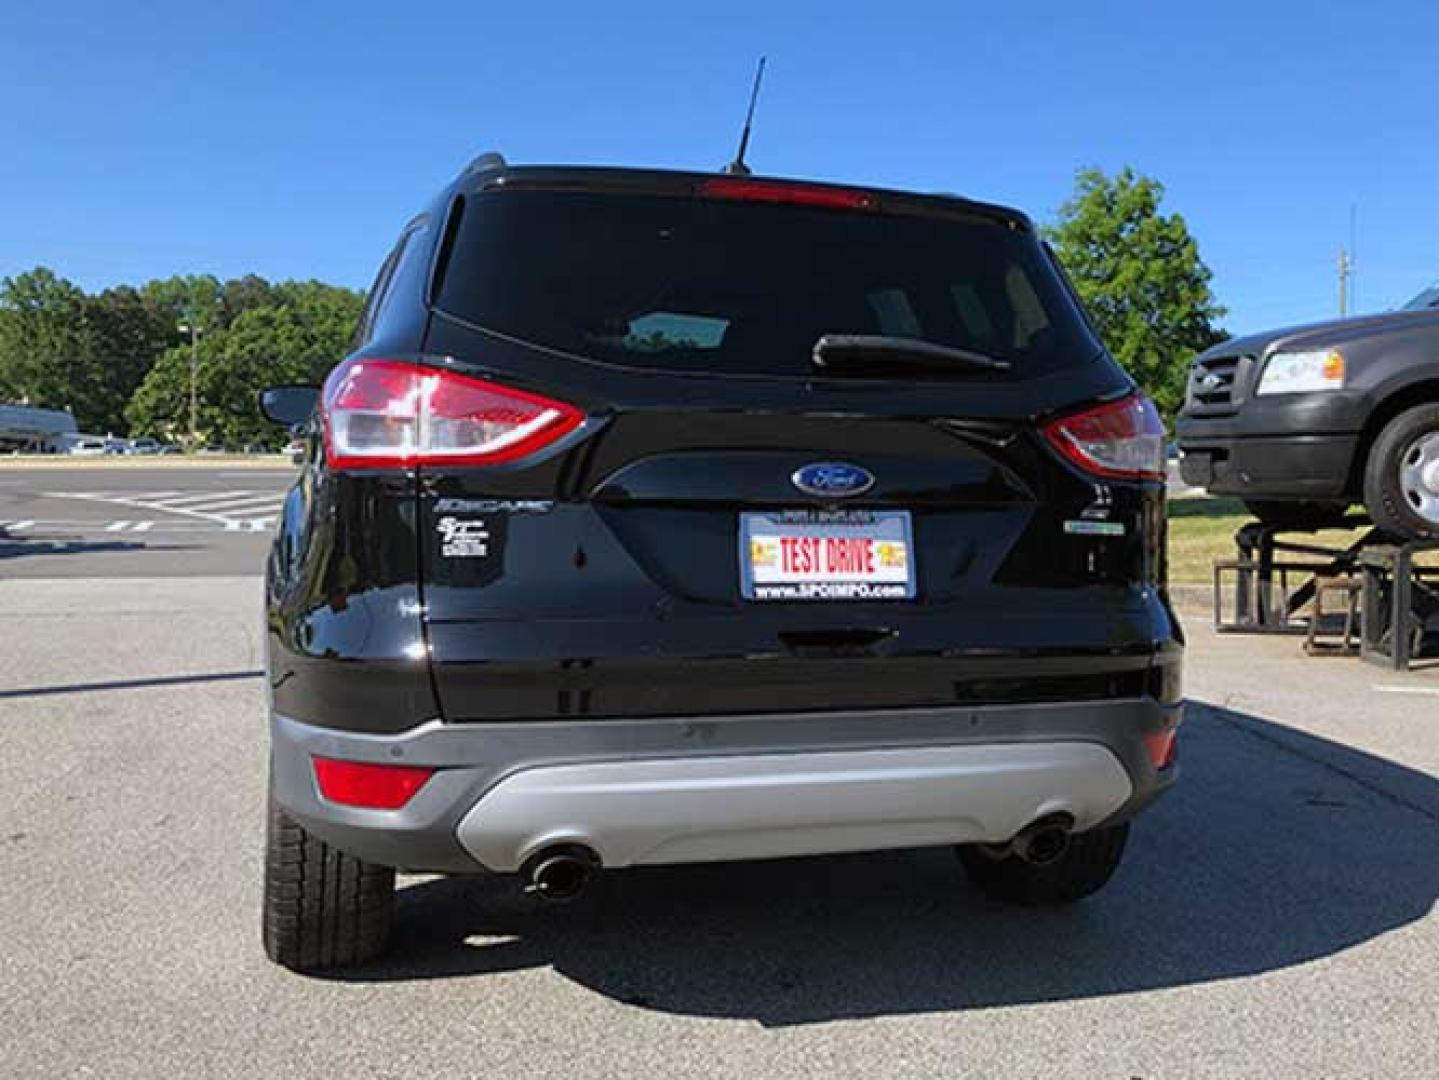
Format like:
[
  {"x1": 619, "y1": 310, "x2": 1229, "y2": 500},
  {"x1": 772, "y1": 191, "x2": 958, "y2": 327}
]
[
  {"x1": 256, "y1": 156, "x2": 1183, "y2": 972},
  {"x1": 125, "y1": 437, "x2": 164, "y2": 455},
  {"x1": 66, "y1": 436, "x2": 112, "y2": 456},
  {"x1": 1177, "y1": 282, "x2": 1439, "y2": 539}
]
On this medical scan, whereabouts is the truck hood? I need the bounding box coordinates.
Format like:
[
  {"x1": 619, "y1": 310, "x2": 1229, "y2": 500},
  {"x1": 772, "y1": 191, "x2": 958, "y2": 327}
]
[{"x1": 1201, "y1": 307, "x2": 1439, "y2": 360}]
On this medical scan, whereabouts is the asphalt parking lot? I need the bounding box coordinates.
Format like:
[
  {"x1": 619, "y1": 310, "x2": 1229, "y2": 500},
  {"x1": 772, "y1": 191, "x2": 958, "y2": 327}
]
[
  {"x1": 0, "y1": 460, "x2": 290, "y2": 577},
  {"x1": 1, "y1": 464, "x2": 1436, "y2": 1078}
]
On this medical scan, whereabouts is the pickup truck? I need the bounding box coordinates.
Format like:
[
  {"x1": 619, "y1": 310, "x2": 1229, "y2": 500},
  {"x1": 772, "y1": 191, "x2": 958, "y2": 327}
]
[{"x1": 1176, "y1": 284, "x2": 1439, "y2": 540}]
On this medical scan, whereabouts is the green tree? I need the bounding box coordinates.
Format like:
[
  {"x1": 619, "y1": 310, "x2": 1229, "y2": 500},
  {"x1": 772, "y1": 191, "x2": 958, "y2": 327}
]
[
  {"x1": 0, "y1": 267, "x2": 109, "y2": 429},
  {"x1": 140, "y1": 274, "x2": 224, "y2": 335},
  {"x1": 126, "y1": 281, "x2": 364, "y2": 446},
  {"x1": 85, "y1": 285, "x2": 177, "y2": 433},
  {"x1": 221, "y1": 274, "x2": 278, "y2": 325},
  {"x1": 1046, "y1": 167, "x2": 1226, "y2": 419}
]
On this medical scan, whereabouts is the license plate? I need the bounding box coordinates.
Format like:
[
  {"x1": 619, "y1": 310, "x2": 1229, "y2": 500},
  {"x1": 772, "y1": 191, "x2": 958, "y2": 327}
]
[{"x1": 739, "y1": 509, "x2": 917, "y2": 601}]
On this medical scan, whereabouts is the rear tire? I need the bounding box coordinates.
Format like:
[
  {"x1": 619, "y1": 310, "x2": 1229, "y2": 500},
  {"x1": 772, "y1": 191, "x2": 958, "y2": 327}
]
[
  {"x1": 262, "y1": 790, "x2": 395, "y2": 971},
  {"x1": 1362, "y1": 404, "x2": 1439, "y2": 541},
  {"x1": 958, "y1": 822, "x2": 1129, "y2": 906},
  {"x1": 1242, "y1": 499, "x2": 1350, "y2": 530}
]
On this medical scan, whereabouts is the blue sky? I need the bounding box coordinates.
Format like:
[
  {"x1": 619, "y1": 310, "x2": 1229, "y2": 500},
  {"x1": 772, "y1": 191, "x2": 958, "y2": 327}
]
[{"x1": 3, "y1": 0, "x2": 1435, "y2": 335}]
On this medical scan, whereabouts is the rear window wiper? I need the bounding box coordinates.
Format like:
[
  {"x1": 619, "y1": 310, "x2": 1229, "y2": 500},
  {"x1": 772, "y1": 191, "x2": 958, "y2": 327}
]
[{"x1": 812, "y1": 334, "x2": 1011, "y2": 374}]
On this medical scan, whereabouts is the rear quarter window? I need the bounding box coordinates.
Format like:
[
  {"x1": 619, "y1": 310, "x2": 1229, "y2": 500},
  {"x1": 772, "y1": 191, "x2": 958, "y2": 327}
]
[{"x1": 367, "y1": 220, "x2": 431, "y2": 344}]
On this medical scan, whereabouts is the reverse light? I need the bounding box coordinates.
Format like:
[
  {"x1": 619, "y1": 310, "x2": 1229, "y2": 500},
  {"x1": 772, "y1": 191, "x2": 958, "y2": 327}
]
[
  {"x1": 696, "y1": 177, "x2": 875, "y2": 211},
  {"x1": 312, "y1": 756, "x2": 436, "y2": 810},
  {"x1": 322, "y1": 358, "x2": 584, "y2": 470},
  {"x1": 1041, "y1": 393, "x2": 1166, "y2": 481},
  {"x1": 1256, "y1": 349, "x2": 1345, "y2": 395}
]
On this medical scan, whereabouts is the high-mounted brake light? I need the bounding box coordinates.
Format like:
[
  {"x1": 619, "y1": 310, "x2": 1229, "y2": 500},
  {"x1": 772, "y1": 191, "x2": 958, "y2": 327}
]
[
  {"x1": 1041, "y1": 393, "x2": 1166, "y2": 481},
  {"x1": 321, "y1": 358, "x2": 584, "y2": 470},
  {"x1": 312, "y1": 756, "x2": 435, "y2": 810},
  {"x1": 697, "y1": 177, "x2": 875, "y2": 211}
]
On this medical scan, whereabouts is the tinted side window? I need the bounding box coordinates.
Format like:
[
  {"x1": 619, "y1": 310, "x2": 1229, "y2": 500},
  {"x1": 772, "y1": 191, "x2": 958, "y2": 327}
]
[
  {"x1": 355, "y1": 241, "x2": 405, "y2": 347},
  {"x1": 370, "y1": 222, "x2": 431, "y2": 343}
]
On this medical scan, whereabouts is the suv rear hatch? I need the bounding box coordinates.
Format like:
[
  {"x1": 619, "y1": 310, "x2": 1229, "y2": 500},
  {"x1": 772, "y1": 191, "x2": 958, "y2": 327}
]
[{"x1": 380, "y1": 174, "x2": 1169, "y2": 720}]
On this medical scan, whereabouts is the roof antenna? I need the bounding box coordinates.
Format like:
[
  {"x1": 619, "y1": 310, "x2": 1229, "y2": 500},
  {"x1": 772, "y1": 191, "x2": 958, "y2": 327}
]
[{"x1": 723, "y1": 57, "x2": 767, "y2": 175}]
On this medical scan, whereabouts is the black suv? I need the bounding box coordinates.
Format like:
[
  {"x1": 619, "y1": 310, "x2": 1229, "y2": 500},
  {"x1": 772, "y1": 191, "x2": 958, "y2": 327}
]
[
  {"x1": 1177, "y1": 285, "x2": 1439, "y2": 539},
  {"x1": 258, "y1": 156, "x2": 1183, "y2": 971}
]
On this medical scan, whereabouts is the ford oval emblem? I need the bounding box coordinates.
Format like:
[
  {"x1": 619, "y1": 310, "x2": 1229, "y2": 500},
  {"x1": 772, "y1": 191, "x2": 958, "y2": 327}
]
[{"x1": 791, "y1": 462, "x2": 875, "y2": 499}]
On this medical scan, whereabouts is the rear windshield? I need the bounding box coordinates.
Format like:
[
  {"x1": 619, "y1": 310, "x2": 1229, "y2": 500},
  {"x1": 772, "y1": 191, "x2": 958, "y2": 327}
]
[{"x1": 435, "y1": 189, "x2": 1101, "y2": 378}]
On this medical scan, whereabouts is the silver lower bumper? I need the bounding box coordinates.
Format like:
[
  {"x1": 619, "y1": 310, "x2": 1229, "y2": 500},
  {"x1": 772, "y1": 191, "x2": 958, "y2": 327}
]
[
  {"x1": 455, "y1": 742, "x2": 1132, "y2": 871},
  {"x1": 270, "y1": 701, "x2": 1173, "y2": 875}
]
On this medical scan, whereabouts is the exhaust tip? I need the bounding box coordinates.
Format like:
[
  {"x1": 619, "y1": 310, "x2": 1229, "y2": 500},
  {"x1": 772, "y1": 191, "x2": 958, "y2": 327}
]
[
  {"x1": 521, "y1": 845, "x2": 599, "y2": 902},
  {"x1": 1011, "y1": 813, "x2": 1075, "y2": 866}
]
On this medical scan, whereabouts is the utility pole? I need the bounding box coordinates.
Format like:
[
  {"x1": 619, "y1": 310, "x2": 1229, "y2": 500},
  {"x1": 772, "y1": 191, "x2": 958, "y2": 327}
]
[
  {"x1": 1338, "y1": 203, "x2": 1359, "y2": 317},
  {"x1": 1349, "y1": 203, "x2": 1358, "y2": 313},
  {"x1": 179, "y1": 320, "x2": 201, "y2": 446},
  {"x1": 1338, "y1": 247, "x2": 1351, "y2": 317}
]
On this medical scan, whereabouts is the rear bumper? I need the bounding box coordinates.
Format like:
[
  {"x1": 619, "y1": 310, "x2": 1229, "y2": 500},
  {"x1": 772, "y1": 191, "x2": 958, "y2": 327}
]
[
  {"x1": 455, "y1": 742, "x2": 1132, "y2": 870},
  {"x1": 270, "y1": 698, "x2": 1180, "y2": 874}
]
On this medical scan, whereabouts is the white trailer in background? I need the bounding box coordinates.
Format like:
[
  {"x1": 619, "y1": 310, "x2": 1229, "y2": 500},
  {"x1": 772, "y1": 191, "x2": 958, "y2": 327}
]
[{"x1": 0, "y1": 403, "x2": 78, "y2": 453}]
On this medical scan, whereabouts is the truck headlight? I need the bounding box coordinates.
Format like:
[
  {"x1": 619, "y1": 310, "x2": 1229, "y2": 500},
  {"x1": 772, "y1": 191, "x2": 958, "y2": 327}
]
[{"x1": 1256, "y1": 349, "x2": 1346, "y2": 395}]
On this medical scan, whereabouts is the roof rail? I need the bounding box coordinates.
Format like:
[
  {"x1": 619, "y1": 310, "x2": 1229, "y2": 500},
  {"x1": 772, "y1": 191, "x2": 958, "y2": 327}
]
[{"x1": 462, "y1": 151, "x2": 508, "y2": 176}]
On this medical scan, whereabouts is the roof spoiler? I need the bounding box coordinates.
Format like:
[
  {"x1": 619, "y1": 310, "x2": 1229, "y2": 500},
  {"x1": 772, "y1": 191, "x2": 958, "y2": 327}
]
[{"x1": 461, "y1": 151, "x2": 507, "y2": 177}]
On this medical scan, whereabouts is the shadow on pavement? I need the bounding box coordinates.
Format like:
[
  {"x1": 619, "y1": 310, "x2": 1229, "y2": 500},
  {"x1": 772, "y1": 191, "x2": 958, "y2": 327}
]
[
  {"x1": 0, "y1": 525, "x2": 197, "y2": 561},
  {"x1": 323, "y1": 703, "x2": 1439, "y2": 1025},
  {"x1": 0, "y1": 670, "x2": 263, "y2": 700}
]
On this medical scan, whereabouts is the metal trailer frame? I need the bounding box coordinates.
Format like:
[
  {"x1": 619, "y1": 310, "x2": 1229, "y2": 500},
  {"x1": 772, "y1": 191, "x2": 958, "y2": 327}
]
[
  {"x1": 1359, "y1": 541, "x2": 1439, "y2": 671},
  {"x1": 1212, "y1": 516, "x2": 1380, "y2": 634},
  {"x1": 1211, "y1": 515, "x2": 1438, "y2": 671}
]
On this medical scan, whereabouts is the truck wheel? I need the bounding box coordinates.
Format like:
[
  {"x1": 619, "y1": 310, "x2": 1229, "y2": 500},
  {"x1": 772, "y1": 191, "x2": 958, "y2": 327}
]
[
  {"x1": 1241, "y1": 499, "x2": 1349, "y2": 530},
  {"x1": 262, "y1": 791, "x2": 395, "y2": 971},
  {"x1": 1363, "y1": 404, "x2": 1439, "y2": 541},
  {"x1": 957, "y1": 822, "x2": 1128, "y2": 906}
]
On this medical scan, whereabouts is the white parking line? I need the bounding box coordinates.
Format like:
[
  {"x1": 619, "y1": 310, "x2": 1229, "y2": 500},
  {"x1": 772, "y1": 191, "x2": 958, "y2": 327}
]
[
  {"x1": 1, "y1": 518, "x2": 271, "y2": 534},
  {"x1": 166, "y1": 494, "x2": 283, "y2": 513},
  {"x1": 45, "y1": 490, "x2": 280, "y2": 527},
  {"x1": 147, "y1": 490, "x2": 259, "y2": 507},
  {"x1": 1372, "y1": 685, "x2": 1439, "y2": 696}
]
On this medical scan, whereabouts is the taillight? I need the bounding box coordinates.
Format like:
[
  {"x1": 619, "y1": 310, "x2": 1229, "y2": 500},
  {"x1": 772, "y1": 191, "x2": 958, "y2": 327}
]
[
  {"x1": 321, "y1": 358, "x2": 584, "y2": 470},
  {"x1": 696, "y1": 177, "x2": 875, "y2": 211},
  {"x1": 1041, "y1": 393, "x2": 1166, "y2": 481},
  {"x1": 1142, "y1": 729, "x2": 1178, "y2": 771},
  {"x1": 312, "y1": 756, "x2": 435, "y2": 810}
]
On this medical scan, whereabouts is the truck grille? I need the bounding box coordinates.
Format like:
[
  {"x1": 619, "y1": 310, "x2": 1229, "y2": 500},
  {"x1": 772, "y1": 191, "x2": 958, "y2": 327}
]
[{"x1": 1187, "y1": 354, "x2": 1252, "y2": 414}]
